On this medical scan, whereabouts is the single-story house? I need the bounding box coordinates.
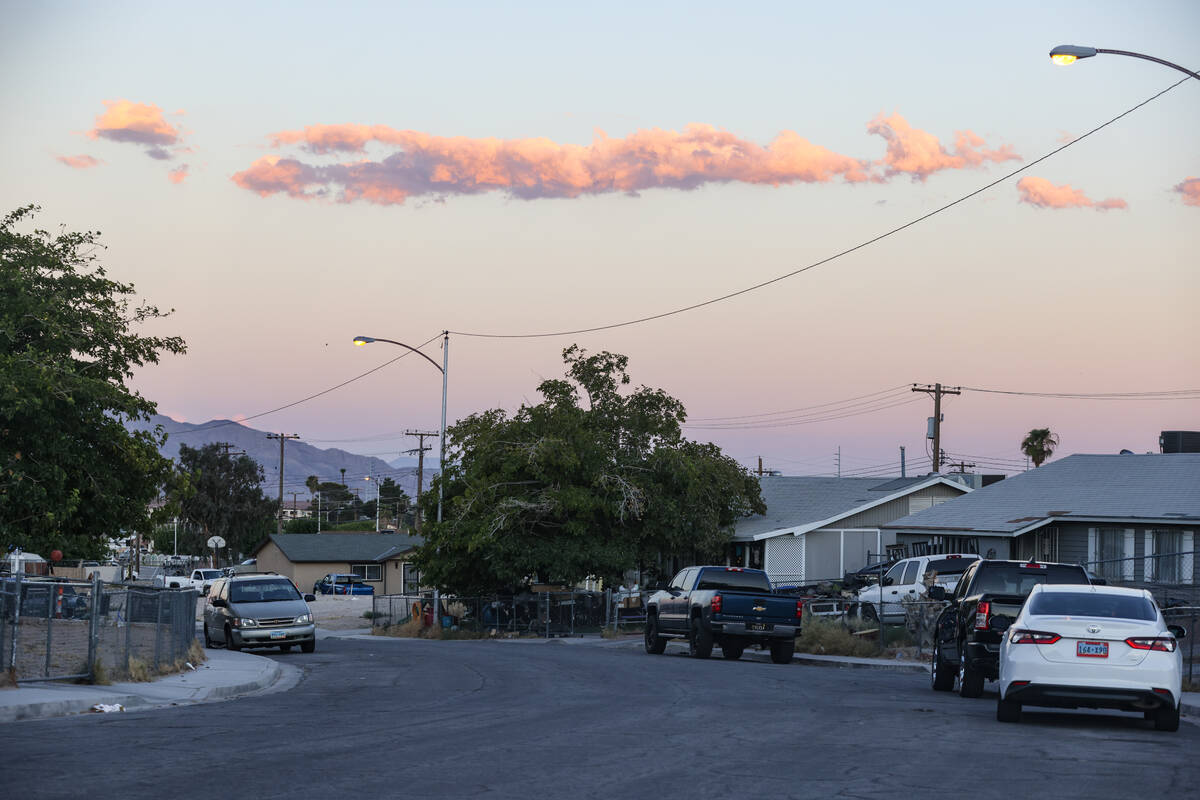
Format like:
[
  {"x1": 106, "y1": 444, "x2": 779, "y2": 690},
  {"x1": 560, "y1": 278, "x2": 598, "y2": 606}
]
[
  {"x1": 281, "y1": 499, "x2": 313, "y2": 520},
  {"x1": 882, "y1": 454, "x2": 1199, "y2": 587},
  {"x1": 731, "y1": 475, "x2": 973, "y2": 585},
  {"x1": 252, "y1": 533, "x2": 424, "y2": 595}
]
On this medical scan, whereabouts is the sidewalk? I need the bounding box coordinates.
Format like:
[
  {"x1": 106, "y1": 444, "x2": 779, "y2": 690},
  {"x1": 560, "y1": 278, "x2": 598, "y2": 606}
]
[{"x1": 0, "y1": 648, "x2": 284, "y2": 724}]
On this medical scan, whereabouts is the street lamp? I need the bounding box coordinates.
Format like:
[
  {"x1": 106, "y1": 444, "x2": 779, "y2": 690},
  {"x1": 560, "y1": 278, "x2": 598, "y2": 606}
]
[
  {"x1": 1049, "y1": 45, "x2": 1199, "y2": 79},
  {"x1": 353, "y1": 332, "x2": 449, "y2": 526}
]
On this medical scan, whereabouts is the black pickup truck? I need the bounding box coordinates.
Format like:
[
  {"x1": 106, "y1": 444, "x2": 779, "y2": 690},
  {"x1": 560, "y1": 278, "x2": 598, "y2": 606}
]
[
  {"x1": 930, "y1": 559, "x2": 1091, "y2": 696},
  {"x1": 644, "y1": 566, "x2": 801, "y2": 663}
]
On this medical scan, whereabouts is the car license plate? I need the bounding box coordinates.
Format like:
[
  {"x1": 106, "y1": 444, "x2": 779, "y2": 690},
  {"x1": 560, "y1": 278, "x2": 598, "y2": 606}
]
[
  {"x1": 1077, "y1": 641, "x2": 1108, "y2": 657},
  {"x1": 747, "y1": 622, "x2": 773, "y2": 632},
  {"x1": 270, "y1": 630, "x2": 286, "y2": 640}
]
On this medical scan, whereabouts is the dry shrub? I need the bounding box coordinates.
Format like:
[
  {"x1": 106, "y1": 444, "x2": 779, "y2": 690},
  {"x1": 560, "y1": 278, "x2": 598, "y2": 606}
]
[
  {"x1": 372, "y1": 616, "x2": 487, "y2": 640},
  {"x1": 126, "y1": 658, "x2": 152, "y2": 682},
  {"x1": 188, "y1": 639, "x2": 207, "y2": 665},
  {"x1": 0, "y1": 667, "x2": 17, "y2": 688},
  {"x1": 797, "y1": 617, "x2": 884, "y2": 658}
]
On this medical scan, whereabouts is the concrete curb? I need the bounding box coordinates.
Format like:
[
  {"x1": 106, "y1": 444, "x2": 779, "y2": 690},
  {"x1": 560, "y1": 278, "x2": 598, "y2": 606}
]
[
  {"x1": 0, "y1": 693, "x2": 151, "y2": 724},
  {"x1": 792, "y1": 654, "x2": 929, "y2": 674}
]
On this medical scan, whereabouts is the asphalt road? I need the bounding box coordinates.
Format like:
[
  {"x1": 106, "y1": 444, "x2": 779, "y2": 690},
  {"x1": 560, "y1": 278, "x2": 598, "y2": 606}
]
[{"x1": 2, "y1": 637, "x2": 1197, "y2": 799}]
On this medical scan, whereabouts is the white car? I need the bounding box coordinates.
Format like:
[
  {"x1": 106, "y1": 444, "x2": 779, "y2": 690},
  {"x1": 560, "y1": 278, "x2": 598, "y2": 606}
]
[
  {"x1": 996, "y1": 584, "x2": 1186, "y2": 731},
  {"x1": 855, "y1": 554, "x2": 979, "y2": 621}
]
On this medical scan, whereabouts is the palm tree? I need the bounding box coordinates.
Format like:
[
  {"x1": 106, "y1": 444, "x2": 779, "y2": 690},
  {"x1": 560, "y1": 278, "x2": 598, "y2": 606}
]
[{"x1": 1020, "y1": 428, "x2": 1060, "y2": 467}]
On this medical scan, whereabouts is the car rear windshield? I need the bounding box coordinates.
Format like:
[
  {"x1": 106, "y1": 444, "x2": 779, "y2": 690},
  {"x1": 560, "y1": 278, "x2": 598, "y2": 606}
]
[
  {"x1": 695, "y1": 569, "x2": 772, "y2": 592},
  {"x1": 231, "y1": 579, "x2": 300, "y2": 603},
  {"x1": 1028, "y1": 592, "x2": 1157, "y2": 621},
  {"x1": 972, "y1": 563, "x2": 1090, "y2": 596},
  {"x1": 926, "y1": 558, "x2": 974, "y2": 576}
]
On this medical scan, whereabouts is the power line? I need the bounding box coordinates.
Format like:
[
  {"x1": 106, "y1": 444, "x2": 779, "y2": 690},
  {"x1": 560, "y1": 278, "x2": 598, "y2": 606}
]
[
  {"x1": 445, "y1": 77, "x2": 1189, "y2": 340},
  {"x1": 684, "y1": 397, "x2": 921, "y2": 431},
  {"x1": 961, "y1": 386, "x2": 1200, "y2": 400},
  {"x1": 688, "y1": 385, "x2": 909, "y2": 422}
]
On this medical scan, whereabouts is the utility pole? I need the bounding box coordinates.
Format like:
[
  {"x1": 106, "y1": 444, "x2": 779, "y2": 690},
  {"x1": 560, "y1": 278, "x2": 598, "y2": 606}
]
[
  {"x1": 836, "y1": 447, "x2": 841, "y2": 478},
  {"x1": 757, "y1": 456, "x2": 763, "y2": 477},
  {"x1": 266, "y1": 433, "x2": 300, "y2": 534},
  {"x1": 912, "y1": 383, "x2": 961, "y2": 473},
  {"x1": 945, "y1": 459, "x2": 975, "y2": 473},
  {"x1": 900, "y1": 446, "x2": 906, "y2": 478},
  {"x1": 405, "y1": 430, "x2": 438, "y2": 533}
]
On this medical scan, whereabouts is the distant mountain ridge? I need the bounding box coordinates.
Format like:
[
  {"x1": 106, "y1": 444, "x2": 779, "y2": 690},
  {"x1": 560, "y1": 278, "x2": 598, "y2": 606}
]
[{"x1": 128, "y1": 415, "x2": 439, "y2": 501}]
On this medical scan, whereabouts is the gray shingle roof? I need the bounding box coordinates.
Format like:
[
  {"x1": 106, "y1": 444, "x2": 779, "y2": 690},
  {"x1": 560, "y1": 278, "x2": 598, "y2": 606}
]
[
  {"x1": 882, "y1": 454, "x2": 1200, "y2": 536},
  {"x1": 734, "y1": 475, "x2": 967, "y2": 540},
  {"x1": 261, "y1": 533, "x2": 424, "y2": 563}
]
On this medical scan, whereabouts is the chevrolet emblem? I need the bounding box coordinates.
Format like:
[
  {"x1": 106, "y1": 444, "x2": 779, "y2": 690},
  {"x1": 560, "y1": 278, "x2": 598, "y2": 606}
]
[{"x1": 752, "y1": 605, "x2": 766, "y2": 612}]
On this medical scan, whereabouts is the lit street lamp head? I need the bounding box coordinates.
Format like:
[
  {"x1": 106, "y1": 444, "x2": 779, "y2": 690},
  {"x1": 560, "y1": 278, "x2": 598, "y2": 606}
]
[
  {"x1": 1050, "y1": 45, "x2": 1098, "y2": 65},
  {"x1": 353, "y1": 336, "x2": 376, "y2": 346}
]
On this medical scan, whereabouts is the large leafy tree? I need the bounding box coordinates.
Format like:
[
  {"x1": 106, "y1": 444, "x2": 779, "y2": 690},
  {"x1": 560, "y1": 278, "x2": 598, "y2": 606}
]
[
  {"x1": 0, "y1": 205, "x2": 186, "y2": 558},
  {"x1": 1020, "y1": 428, "x2": 1060, "y2": 467},
  {"x1": 413, "y1": 346, "x2": 765, "y2": 594},
  {"x1": 171, "y1": 443, "x2": 277, "y2": 558}
]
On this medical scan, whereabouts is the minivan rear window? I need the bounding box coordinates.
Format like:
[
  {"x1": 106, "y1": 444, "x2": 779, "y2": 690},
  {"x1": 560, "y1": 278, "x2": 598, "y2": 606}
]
[
  {"x1": 1028, "y1": 592, "x2": 1157, "y2": 621},
  {"x1": 695, "y1": 568, "x2": 772, "y2": 592}
]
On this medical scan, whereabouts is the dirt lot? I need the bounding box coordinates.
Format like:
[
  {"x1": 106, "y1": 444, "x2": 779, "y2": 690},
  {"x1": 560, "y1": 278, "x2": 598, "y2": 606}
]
[{"x1": 194, "y1": 594, "x2": 374, "y2": 631}]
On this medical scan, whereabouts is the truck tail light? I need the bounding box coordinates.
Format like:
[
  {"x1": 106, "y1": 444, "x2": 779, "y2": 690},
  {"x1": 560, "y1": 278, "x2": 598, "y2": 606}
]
[
  {"x1": 1126, "y1": 637, "x2": 1176, "y2": 652},
  {"x1": 711, "y1": 594, "x2": 722, "y2": 614},
  {"x1": 1009, "y1": 629, "x2": 1060, "y2": 645},
  {"x1": 796, "y1": 600, "x2": 804, "y2": 619},
  {"x1": 974, "y1": 601, "x2": 991, "y2": 631}
]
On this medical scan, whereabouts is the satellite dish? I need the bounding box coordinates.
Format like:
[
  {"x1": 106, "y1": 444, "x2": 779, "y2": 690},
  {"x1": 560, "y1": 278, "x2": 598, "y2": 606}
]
[
  {"x1": 1118, "y1": 449, "x2": 1134, "y2": 455},
  {"x1": 206, "y1": 536, "x2": 226, "y2": 549}
]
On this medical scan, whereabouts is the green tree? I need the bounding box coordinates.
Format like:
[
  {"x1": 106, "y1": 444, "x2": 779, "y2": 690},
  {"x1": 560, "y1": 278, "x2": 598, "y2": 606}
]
[
  {"x1": 413, "y1": 346, "x2": 764, "y2": 594},
  {"x1": 0, "y1": 205, "x2": 186, "y2": 558},
  {"x1": 311, "y1": 481, "x2": 355, "y2": 524},
  {"x1": 1020, "y1": 428, "x2": 1060, "y2": 467},
  {"x1": 171, "y1": 443, "x2": 277, "y2": 558}
]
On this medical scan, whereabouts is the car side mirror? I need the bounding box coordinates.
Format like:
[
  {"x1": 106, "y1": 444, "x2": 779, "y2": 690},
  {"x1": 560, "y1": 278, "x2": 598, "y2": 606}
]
[
  {"x1": 211, "y1": 598, "x2": 227, "y2": 608},
  {"x1": 304, "y1": 594, "x2": 316, "y2": 602},
  {"x1": 881, "y1": 577, "x2": 894, "y2": 587},
  {"x1": 927, "y1": 585, "x2": 947, "y2": 601},
  {"x1": 1167, "y1": 624, "x2": 1187, "y2": 640}
]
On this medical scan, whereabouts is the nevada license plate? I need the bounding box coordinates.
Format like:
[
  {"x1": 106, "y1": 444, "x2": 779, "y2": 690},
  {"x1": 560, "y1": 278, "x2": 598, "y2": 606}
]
[
  {"x1": 270, "y1": 630, "x2": 286, "y2": 640},
  {"x1": 747, "y1": 622, "x2": 773, "y2": 632},
  {"x1": 1077, "y1": 641, "x2": 1108, "y2": 657}
]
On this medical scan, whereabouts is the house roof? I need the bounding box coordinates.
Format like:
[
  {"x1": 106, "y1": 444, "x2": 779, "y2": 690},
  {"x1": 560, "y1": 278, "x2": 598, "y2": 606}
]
[
  {"x1": 882, "y1": 454, "x2": 1200, "y2": 537},
  {"x1": 257, "y1": 533, "x2": 424, "y2": 563},
  {"x1": 734, "y1": 475, "x2": 971, "y2": 541}
]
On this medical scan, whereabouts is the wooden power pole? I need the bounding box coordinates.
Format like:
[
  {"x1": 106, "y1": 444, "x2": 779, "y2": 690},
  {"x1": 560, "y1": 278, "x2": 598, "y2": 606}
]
[
  {"x1": 911, "y1": 383, "x2": 961, "y2": 473},
  {"x1": 266, "y1": 433, "x2": 300, "y2": 533},
  {"x1": 405, "y1": 429, "x2": 438, "y2": 533}
]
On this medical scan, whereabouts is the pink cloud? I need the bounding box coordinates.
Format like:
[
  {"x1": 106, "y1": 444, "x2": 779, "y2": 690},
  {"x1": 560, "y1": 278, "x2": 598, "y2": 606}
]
[
  {"x1": 1173, "y1": 176, "x2": 1200, "y2": 207},
  {"x1": 88, "y1": 100, "x2": 185, "y2": 159},
  {"x1": 1016, "y1": 176, "x2": 1128, "y2": 211},
  {"x1": 56, "y1": 154, "x2": 102, "y2": 169},
  {"x1": 168, "y1": 164, "x2": 190, "y2": 184},
  {"x1": 867, "y1": 113, "x2": 1021, "y2": 181},
  {"x1": 234, "y1": 116, "x2": 1017, "y2": 206}
]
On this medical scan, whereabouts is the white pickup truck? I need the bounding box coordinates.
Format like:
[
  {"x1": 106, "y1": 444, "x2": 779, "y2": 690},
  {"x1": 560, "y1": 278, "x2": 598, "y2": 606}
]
[
  {"x1": 855, "y1": 553, "x2": 979, "y2": 622},
  {"x1": 155, "y1": 568, "x2": 224, "y2": 593}
]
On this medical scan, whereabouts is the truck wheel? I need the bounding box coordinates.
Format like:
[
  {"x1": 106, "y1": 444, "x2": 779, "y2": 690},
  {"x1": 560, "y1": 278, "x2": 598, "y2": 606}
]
[
  {"x1": 958, "y1": 652, "x2": 983, "y2": 698},
  {"x1": 688, "y1": 617, "x2": 713, "y2": 659},
  {"x1": 1154, "y1": 703, "x2": 1180, "y2": 732},
  {"x1": 225, "y1": 626, "x2": 241, "y2": 652},
  {"x1": 769, "y1": 638, "x2": 794, "y2": 664},
  {"x1": 996, "y1": 693, "x2": 1021, "y2": 723},
  {"x1": 931, "y1": 640, "x2": 954, "y2": 691},
  {"x1": 721, "y1": 639, "x2": 745, "y2": 660},
  {"x1": 644, "y1": 615, "x2": 667, "y2": 655}
]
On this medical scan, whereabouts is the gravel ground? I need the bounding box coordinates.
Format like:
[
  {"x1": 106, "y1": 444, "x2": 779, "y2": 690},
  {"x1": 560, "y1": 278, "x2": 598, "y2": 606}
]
[{"x1": 194, "y1": 594, "x2": 374, "y2": 630}]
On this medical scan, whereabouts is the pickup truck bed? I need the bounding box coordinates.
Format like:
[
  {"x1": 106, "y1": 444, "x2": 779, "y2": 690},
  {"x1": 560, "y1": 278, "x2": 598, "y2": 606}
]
[{"x1": 644, "y1": 566, "x2": 801, "y2": 664}]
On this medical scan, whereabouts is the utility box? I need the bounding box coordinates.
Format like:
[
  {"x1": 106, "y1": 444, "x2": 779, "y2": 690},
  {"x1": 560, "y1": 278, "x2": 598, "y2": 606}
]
[{"x1": 1160, "y1": 430, "x2": 1200, "y2": 453}]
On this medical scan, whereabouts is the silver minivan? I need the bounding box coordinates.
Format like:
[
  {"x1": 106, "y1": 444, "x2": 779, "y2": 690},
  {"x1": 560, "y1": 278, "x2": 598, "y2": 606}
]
[{"x1": 204, "y1": 574, "x2": 317, "y2": 653}]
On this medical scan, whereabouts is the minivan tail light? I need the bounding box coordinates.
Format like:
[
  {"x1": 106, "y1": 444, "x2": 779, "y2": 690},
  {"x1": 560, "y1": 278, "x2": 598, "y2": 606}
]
[
  {"x1": 1126, "y1": 637, "x2": 1176, "y2": 652},
  {"x1": 975, "y1": 601, "x2": 991, "y2": 630},
  {"x1": 711, "y1": 594, "x2": 722, "y2": 614},
  {"x1": 1009, "y1": 629, "x2": 1061, "y2": 645}
]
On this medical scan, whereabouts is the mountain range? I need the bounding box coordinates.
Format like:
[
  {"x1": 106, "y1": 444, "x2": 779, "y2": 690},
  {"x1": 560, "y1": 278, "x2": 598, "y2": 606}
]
[{"x1": 127, "y1": 415, "x2": 440, "y2": 502}]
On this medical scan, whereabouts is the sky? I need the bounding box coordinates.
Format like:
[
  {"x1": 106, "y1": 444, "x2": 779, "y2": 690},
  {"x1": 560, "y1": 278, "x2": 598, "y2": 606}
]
[{"x1": 3, "y1": 0, "x2": 1198, "y2": 482}]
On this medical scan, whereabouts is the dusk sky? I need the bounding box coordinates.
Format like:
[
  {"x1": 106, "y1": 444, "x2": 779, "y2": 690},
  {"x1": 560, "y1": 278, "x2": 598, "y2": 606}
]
[{"x1": 3, "y1": 1, "x2": 1197, "y2": 482}]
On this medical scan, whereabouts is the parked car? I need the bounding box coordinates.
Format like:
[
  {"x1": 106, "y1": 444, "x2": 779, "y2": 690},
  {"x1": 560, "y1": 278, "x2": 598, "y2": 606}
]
[
  {"x1": 996, "y1": 584, "x2": 1185, "y2": 731},
  {"x1": 644, "y1": 566, "x2": 802, "y2": 663},
  {"x1": 841, "y1": 559, "x2": 901, "y2": 592},
  {"x1": 930, "y1": 559, "x2": 1092, "y2": 697},
  {"x1": 203, "y1": 575, "x2": 317, "y2": 652},
  {"x1": 855, "y1": 553, "x2": 979, "y2": 622},
  {"x1": 154, "y1": 568, "x2": 223, "y2": 594},
  {"x1": 0, "y1": 577, "x2": 89, "y2": 619},
  {"x1": 312, "y1": 574, "x2": 374, "y2": 596}
]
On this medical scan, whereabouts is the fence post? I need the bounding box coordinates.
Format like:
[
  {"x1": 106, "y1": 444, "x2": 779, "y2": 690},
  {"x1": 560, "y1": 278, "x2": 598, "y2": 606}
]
[
  {"x1": 87, "y1": 574, "x2": 101, "y2": 681},
  {"x1": 10, "y1": 571, "x2": 22, "y2": 674},
  {"x1": 44, "y1": 583, "x2": 55, "y2": 678},
  {"x1": 544, "y1": 592, "x2": 550, "y2": 639},
  {"x1": 154, "y1": 591, "x2": 164, "y2": 671},
  {"x1": 1191, "y1": 610, "x2": 1196, "y2": 686}
]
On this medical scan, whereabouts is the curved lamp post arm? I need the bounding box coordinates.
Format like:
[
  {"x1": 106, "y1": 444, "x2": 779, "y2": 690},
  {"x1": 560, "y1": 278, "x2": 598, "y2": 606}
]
[
  {"x1": 353, "y1": 336, "x2": 444, "y2": 373},
  {"x1": 1050, "y1": 45, "x2": 1200, "y2": 80}
]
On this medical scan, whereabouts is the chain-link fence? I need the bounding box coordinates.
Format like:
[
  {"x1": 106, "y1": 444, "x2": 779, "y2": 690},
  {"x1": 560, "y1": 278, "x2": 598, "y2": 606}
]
[{"x1": 0, "y1": 573, "x2": 197, "y2": 684}]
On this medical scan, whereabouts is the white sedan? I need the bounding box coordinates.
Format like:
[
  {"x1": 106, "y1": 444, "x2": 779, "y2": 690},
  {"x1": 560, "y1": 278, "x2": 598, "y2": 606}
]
[{"x1": 996, "y1": 584, "x2": 1185, "y2": 731}]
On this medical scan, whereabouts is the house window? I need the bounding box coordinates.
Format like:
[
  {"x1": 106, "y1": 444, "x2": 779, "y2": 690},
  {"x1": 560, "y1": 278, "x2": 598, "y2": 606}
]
[
  {"x1": 351, "y1": 564, "x2": 382, "y2": 582},
  {"x1": 1146, "y1": 530, "x2": 1193, "y2": 584},
  {"x1": 403, "y1": 563, "x2": 421, "y2": 592},
  {"x1": 1020, "y1": 529, "x2": 1058, "y2": 562},
  {"x1": 1094, "y1": 528, "x2": 1126, "y2": 581}
]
